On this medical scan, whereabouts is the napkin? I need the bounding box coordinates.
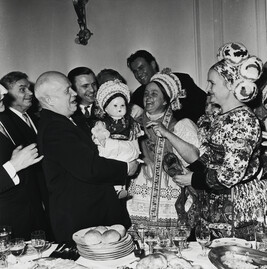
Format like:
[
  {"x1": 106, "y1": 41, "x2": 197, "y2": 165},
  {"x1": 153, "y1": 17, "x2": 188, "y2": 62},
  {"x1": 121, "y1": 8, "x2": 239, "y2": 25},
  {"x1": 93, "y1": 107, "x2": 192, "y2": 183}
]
[{"x1": 76, "y1": 252, "x2": 139, "y2": 269}]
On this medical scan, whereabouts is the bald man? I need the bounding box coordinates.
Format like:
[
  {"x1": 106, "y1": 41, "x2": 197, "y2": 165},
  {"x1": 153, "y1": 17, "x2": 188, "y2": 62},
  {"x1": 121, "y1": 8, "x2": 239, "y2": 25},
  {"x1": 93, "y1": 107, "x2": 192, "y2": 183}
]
[{"x1": 35, "y1": 71, "x2": 139, "y2": 242}]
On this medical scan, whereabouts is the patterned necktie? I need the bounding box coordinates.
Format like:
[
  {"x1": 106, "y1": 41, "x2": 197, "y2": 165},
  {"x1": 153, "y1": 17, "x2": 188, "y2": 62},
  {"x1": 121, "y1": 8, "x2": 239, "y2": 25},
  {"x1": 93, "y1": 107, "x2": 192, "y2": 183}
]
[
  {"x1": 84, "y1": 106, "x2": 91, "y2": 118},
  {"x1": 22, "y1": 113, "x2": 32, "y2": 128}
]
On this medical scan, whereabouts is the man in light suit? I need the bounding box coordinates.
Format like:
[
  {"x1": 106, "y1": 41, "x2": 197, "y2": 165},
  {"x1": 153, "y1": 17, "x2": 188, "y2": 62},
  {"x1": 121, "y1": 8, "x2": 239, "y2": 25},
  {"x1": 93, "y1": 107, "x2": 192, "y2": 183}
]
[{"x1": 35, "y1": 71, "x2": 139, "y2": 243}]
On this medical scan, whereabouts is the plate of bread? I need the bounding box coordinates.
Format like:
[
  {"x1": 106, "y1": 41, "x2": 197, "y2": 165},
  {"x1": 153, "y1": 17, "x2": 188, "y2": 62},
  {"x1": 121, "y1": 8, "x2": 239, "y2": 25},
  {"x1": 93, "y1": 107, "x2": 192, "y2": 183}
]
[{"x1": 72, "y1": 224, "x2": 134, "y2": 260}]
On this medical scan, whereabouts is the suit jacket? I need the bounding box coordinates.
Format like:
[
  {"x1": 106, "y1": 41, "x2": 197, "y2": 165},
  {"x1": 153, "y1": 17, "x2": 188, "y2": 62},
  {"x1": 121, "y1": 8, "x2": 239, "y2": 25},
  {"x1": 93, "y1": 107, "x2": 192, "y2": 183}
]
[
  {"x1": 130, "y1": 72, "x2": 207, "y2": 124},
  {"x1": 72, "y1": 103, "x2": 98, "y2": 130},
  {"x1": 0, "y1": 111, "x2": 47, "y2": 240},
  {"x1": 0, "y1": 108, "x2": 37, "y2": 146},
  {"x1": 37, "y1": 109, "x2": 131, "y2": 243}
]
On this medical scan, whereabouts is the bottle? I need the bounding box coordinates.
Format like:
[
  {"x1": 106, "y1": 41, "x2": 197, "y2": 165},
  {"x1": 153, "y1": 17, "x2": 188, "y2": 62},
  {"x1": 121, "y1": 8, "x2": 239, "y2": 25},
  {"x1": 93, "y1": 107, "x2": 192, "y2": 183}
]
[{"x1": 255, "y1": 210, "x2": 266, "y2": 251}]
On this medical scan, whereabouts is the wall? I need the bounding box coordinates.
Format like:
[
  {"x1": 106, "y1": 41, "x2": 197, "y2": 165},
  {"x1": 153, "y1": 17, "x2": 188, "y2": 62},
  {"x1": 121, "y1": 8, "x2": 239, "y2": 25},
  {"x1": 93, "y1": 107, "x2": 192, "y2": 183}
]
[{"x1": 0, "y1": 0, "x2": 266, "y2": 92}]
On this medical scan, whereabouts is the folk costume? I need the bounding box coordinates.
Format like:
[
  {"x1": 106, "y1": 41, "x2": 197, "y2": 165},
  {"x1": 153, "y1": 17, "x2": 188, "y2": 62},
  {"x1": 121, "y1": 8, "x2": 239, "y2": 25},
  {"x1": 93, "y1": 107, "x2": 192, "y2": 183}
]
[
  {"x1": 127, "y1": 69, "x2": 200, "y2": 229},
  {"x1": 189, "y1": 42, "x2": 267, "y2": 240},
  {"x1": 92, "y1": 80, "x2": 143, "y2": 198}
]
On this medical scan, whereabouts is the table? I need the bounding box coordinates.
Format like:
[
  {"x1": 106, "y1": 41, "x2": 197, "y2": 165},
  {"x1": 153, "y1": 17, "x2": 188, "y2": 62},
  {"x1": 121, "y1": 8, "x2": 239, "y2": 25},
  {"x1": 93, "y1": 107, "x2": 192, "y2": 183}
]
[
  {"x1": 181, "y1": 242, "x2": 217, "y2": 269},
  {"x1": 4, "y1": 241, "x2": 223, "y2": 269},
  {"x1": 75, "y1": 241, "x2": 218, "y2": 268}
]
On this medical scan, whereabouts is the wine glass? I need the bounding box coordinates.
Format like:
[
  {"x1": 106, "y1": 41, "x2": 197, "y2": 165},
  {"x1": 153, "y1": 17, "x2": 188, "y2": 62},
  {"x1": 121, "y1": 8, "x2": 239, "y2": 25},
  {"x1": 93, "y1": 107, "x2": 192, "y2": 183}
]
[
  {"x1": 0, "y1": 239, "x2": 9, "y2": 268},
  {"x1": 172, "y1": 227, "x2": 187, "y2": 257},
  {"x1": 31, "y1": 230, "x2": 46, "y2": 259},
  {"x1": 179, "y1": 223, "x2": 191, "y2": 249},
  {"x1": 195, "y1": 221, "x2": 211, "y2": 257},
  {"x1": 144, "y1": 228, "x2": 157, "y2": 254},
  {"x1": 137, "y1": 224, "x2": 146, "y2": 249},
  {"x1": 10, "y1": 238, "x2": 25, "y2": 263},
  {"x1": 0, "y1": 226, "x2": 11, "y2": 242},
  {"x1": 157, "y1": 228, "x2": 170, "y2": 249}
]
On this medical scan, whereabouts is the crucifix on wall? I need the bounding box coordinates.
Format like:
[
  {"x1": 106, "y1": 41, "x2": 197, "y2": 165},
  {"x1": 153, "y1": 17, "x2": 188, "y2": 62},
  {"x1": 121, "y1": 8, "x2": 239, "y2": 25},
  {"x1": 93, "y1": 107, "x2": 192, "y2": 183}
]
[{"x1": 72, "y1": 0, "x2": 93, "y2": 45}]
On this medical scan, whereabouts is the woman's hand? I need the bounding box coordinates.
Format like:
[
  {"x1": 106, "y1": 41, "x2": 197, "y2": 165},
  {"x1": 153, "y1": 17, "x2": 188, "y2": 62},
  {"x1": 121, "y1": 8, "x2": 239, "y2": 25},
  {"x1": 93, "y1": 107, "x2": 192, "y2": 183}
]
[
  {"x1": 172, "y1": 172, "x2": 193, "y2": 187},
  {"x1": 146, "y1": 121, "x2": 169, "y2": 137},
  {"x1": 131, "y1": 104, "x2": 144, "y2": 119},
  {"x1": 262, "y1": 131, "x2": 267, "y2": 146}
]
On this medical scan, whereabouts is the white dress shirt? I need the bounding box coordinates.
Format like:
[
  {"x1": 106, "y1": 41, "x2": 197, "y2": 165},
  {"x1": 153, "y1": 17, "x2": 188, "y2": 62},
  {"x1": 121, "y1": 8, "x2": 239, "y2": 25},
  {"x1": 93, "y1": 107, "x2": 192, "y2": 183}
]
[
  {"x1": 79, "y1": 104, "x2": 92, "y2": 116},
  {"x1": 9, "y1": 107, "x2": 37, "y2": 133}
]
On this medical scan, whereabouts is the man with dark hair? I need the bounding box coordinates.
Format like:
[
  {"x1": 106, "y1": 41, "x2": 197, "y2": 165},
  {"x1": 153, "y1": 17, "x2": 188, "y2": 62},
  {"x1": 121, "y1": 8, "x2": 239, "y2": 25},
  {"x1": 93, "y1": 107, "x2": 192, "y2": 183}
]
[
  {"x1": 127, "y1": 50, "x2": 207, "y2": 123},
  {"x1": 96, "y1": 68, "x2": 127, "y2": 86},
  {"x1": 0, "y1": 72, "x2": 38, "y2": 143},
  {"x1": 0, "y1": 73, "x2": 49, "y2": 240},
  {"x1": 68, "y1": 67, "x2": 98, "y2": 128}
]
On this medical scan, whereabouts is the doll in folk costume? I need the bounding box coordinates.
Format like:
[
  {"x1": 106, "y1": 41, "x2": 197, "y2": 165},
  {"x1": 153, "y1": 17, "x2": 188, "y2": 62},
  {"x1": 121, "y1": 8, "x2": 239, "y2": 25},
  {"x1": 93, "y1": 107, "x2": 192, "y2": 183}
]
[{"x1": 91, "y1": 79, "x2": 143, "y2": 198}]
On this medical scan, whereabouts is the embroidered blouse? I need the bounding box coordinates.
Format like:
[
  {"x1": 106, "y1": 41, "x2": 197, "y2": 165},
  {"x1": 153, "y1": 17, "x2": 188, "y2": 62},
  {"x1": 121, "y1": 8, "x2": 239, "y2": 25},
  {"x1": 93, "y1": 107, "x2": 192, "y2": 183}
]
[{"x1": 190, "y1": 106, "x2": 261, "y2": 191}]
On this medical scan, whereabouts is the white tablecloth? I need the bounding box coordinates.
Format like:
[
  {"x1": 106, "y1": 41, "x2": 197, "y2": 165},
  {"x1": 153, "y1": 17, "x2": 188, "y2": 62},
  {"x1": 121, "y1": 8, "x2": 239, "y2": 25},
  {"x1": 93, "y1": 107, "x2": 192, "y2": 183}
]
[
  {"x1": 5, "y1": 242, "x2": 218, "y2": 269},
  {"x1": 181, "y1": 242, "x2": 217, "y2": 269},
  {"x1": 6, "y1": 243, "x2": 58, "y2": 268},
  {"x1": 76, "y1": 241, "x2": 217, "y2": 269}
]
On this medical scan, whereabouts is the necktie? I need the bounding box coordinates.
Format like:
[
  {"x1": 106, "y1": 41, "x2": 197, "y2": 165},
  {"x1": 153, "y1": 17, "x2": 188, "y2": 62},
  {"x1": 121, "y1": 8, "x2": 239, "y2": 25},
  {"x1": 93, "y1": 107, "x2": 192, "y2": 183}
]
[
  {"x1": 84, "y1": 106, "x2": 91, "y2": 118},
  {"x1": 22, "y1": 113, "x2": 32, "y2": 128}
]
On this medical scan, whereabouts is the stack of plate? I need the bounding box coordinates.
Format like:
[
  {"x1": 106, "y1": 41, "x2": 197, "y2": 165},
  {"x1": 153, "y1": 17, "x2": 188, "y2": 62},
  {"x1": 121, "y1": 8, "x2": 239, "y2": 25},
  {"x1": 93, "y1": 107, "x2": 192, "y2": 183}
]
[{"x1": 73, "y1": 228, "x2": 134, "y2": 261}]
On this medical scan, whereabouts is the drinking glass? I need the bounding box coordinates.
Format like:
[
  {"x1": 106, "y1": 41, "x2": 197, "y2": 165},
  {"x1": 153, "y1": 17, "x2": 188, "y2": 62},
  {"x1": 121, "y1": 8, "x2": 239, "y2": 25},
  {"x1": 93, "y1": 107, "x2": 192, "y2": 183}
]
[
  {"x1": 137, "y1": 224, "x2": 146, "y2": 249},
  {"x1": 31, "y1": 230, "x2": 46, "y2": 258},
  {"x1": 157, "y1": 228, "x2": 170, "y2": 249},
  {"x1": 0, "y1": 226, "x2": 11, "y2": 242},
  {"x1": 178, "y1": 220, "x2": 191, "y2": 249},
  {"x1": 195, "y1": 221, "x2": 211, "y2": 257},
  {"x1": 144, "y1": 228, "x2": 157, "y2": 254},
  {"x1": 0, "y1": 240, "x2": 9, "y2": 268},
  {"x1": 10, "y1": 238, "x2": 25, "y2": 263},
  {"x1": 172, "y1": 227, "x2": 187, "y2": 257}
]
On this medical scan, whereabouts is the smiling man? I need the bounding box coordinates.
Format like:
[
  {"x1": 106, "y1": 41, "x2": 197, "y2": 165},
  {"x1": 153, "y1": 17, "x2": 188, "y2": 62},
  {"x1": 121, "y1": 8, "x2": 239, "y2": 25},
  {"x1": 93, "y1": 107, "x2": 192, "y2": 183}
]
[
  {"x1": 68, "y1": 67, "x2": 98, "y2": 128},
  {"x1": 35, "y1": 71, "x2": 139, "y2": 242},
  {"x1": 0, "y1": 72, "x2": 38, "y2": 142},
  {"x1": 0, "y1": 73, "x2": 49, "y2": 240},
  {"x1": 127, "y1": 50, "x2": 207, "y2": 123}
]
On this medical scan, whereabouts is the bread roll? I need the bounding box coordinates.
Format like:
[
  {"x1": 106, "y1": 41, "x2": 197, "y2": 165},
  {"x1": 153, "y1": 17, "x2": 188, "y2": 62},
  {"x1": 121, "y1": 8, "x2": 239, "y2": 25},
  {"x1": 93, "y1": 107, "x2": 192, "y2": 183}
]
[
  {"x1": 84, "y1": 229, "x2": 102, "y2": 245},
  {"x1": 109, "y1": 224, "x2": 126, "y2": 237},
  {"x1": 136, "y1": 253, "x2": 168, "y2": 269},
  {"x1": 102, "y1": 229, "x2": 121, "y2": 243},
  {"x1": 94, "y1": 226, "x2": 108, "y2": 234}
]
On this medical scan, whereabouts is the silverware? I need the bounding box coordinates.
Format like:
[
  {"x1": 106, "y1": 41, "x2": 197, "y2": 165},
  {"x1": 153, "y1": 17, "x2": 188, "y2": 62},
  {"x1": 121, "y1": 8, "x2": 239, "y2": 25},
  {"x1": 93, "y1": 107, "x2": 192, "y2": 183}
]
[{"x1": 49, "y1": 243, "x2": 66, "y2": 258}]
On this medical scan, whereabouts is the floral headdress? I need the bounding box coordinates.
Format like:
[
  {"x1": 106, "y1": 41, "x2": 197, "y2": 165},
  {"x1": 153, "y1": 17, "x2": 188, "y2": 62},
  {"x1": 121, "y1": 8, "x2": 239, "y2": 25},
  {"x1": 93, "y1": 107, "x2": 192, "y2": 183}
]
[{"x1": 213, "y1": 42, "x2": 263, "y2": 102}]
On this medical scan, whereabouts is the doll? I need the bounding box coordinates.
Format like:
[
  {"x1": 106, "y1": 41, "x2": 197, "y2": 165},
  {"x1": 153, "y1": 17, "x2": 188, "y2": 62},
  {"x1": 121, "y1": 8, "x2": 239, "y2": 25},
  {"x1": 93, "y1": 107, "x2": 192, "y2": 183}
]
[{"x1": 91, "y1": 79, "x2": 143, "y2": 198}]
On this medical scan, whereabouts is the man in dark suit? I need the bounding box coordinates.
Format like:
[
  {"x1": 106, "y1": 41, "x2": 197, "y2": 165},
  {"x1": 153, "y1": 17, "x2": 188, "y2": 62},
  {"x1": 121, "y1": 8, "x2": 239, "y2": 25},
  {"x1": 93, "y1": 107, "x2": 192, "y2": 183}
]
[
  {"x1": 1, "y1": 72, "x2": 38, "y2": 145},
  {"x1": 34, "y1": 71, "x2": 139, "y2": 243},
  {"x1": 67, "y1": 67, "x2": 98, "y2": 129},
  {"x1": 127, "y1": 50, "x2": 207, "y2": 123},
  {"x1": 0, "y1": 79, "x2": 46, "y2": 240}
]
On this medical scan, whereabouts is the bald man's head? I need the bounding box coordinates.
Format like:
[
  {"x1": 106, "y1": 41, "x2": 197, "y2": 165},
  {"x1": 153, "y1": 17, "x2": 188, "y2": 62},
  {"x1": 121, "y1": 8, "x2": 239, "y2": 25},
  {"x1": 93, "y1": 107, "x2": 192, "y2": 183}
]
[{"x1": 34, "y1": 71, "x2": 77, "y2": 117}]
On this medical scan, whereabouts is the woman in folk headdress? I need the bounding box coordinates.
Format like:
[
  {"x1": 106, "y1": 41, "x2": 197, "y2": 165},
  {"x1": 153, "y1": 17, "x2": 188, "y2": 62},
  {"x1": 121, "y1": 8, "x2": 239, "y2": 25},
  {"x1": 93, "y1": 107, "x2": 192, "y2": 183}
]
[
  {"x1": 173, "y1": 42, "x2": 267, "y2": 240},
  {"x1": 127, "y1": 68, "x2": 201, "y2": 230}
]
